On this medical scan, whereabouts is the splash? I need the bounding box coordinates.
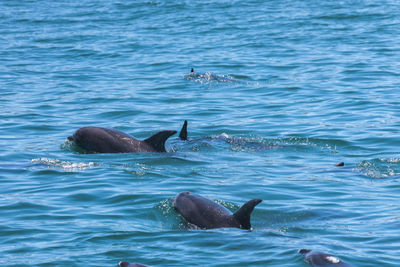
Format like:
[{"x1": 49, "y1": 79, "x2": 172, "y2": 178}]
[
  {"x1": 357, "y1": 158, "x2": 400, "y2": 178},
  {"x1": 31, "y1": 157, "x2": 97, "y2": 171},
  {"x1": 184, "y1": 70, "x2": 238, "y2": 84}
]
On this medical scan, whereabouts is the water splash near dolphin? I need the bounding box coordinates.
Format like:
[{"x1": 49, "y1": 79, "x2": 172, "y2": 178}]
[{"x1": 184, "y1": 68, "x2": 238, "y2": 84}]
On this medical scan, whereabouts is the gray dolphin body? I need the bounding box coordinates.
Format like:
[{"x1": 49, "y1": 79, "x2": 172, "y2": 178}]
[
  {"x1": 119, "y1": 262, "x2": 148, "y2": 267},
  {"x1": 299, "y1": 249, "x2": 354, "y2": 267},
  {"x1": 173, "y1": 192, "x2": 262, "y2": 230},
  {"x1": 68, "y1": 127, "x2": 176, "y2": 153}
]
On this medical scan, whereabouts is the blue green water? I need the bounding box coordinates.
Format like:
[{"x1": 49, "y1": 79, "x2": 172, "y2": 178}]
[{"x1": 1, "y1": 1, "x2": 400, "y2": 266}]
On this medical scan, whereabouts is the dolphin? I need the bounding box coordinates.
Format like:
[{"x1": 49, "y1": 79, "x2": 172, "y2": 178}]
[
  {"x1": 119, "y1": 262, "x2": 148, "y2": 267},
  {"x1": 173, "y1": 191, "x2": 262, "y2": 230},
  {"x1": 184, "y1": 68, "x2": 236, "y2": 83},
  {"x1": 299, "y1": 249, "x2": 354, "y2": 267},
  {"x1": 67, "y1": 127, "x2": 176, "y2": 153},
  {"x1": 183, "y1": 68, "x2": 203, "y2": 80}
]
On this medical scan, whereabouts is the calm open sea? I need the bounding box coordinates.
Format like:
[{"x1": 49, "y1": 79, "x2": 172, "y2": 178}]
[{"x1": 1, "y1": 0, "x2": 400, "y2": 266}]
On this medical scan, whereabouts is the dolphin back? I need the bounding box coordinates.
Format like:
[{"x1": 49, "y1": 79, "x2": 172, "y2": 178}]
[
  {"x1": 173, "y1": 192, "x2": 234, "y2": 229},
  {"x1": 69, "y1": 127, "x2": 176, "y2": 153},
  {"x1": 174, "y1": 192, "x2": 262, "y2": 230},
  {"x1": 70, "y1": 127, "x2": 136, "y2": 153},
  {"x1": 233, "y1": 198, "x2": 262, "y2": 230}
]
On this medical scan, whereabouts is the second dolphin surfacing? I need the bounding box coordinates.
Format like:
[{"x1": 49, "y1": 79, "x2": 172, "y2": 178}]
[
  {"x1": 68, "y1": 127, "x2": 177, "y2": 153},
  {"x1": 173, "y1": 192, "x2": 262, "y2": 230},
  {"x1": 299, "y1": 249, "x2": 354, "y2": 267}
]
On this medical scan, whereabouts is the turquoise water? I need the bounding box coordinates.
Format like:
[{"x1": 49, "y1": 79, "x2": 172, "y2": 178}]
[{"x1": 1, "y1": 0, "x2": 400, "y2": 266}]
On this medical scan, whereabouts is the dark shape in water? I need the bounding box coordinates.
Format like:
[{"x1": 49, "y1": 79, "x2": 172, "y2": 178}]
[
  {"x1": 335, "y1": 162, "x2": 344, "y2": 167},
  {"x1": 299, "y1": 249, "x2": 354, "y2": 267},
  {"x1": 68, "y1": 127, "x2": 176, "y2": 153},
  {"x1": 179, "y1": 120, "x2": 188, "y2": 141},
  {"x1": 119, "y1": 262, "x2": 148, "y2": 267},
  {"x1": 173, "y1": 191, "x2": 262, "y2": 230}
]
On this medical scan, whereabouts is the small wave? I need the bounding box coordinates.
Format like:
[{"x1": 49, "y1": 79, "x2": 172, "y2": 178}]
[
  {"x1": 174, "y1": 134, "x2": 346, "y2": 154},
  {"x1": 356, "y1": 158, "x2": 400, "y2": 179},
  {"x1": 214, "y1": 135, "x2": 343, "y2": 153},
  {"x1": 31, "y1": 157, "x2": 97, "y2": 171}
]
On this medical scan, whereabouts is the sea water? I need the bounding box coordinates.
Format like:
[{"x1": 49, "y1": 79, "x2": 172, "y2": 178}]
[{"x1": 1, "y1": 0, "x2": 400, "y2": 266}]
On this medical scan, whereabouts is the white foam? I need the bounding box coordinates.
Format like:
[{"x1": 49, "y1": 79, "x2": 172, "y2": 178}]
[{"x1": 31, "y1": 157, "x2": 97, "y2": 170}]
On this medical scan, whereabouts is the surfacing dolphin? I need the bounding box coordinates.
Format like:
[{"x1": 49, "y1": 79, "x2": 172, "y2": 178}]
[
  {"x1": 119, "y1": 262, "x2": 148, "y2": 267},
  {"x1": 299, "y1": 249, "x2": 354, "y2": 267},
  {"x1": 184, "y1": 68, "x2": 236, "y2": 83},
  {"x1": 173, "y1": 191, "x2": 262, "y2": 230},
  {"x1": 68, "y1": 127, "x2": 176, "y2": 153}
]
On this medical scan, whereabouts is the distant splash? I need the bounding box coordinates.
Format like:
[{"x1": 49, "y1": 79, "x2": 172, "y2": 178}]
[
  {"x1": 357, "y1": 158, "x2": 400, "y2": 178},
  {"x1": 31, "y1": 157, "x2": 97, "y2": 171},
  {"x1": 183, "y1": 69, "x2": 238, "y2": 84}
]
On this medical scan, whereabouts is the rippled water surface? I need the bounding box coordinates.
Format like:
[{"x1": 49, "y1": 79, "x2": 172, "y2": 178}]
[{"x1": 1, "y1": 0, "x2": 400, "y2": 266}]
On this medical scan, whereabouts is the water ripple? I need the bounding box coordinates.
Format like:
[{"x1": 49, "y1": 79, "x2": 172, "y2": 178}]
[{"x1": 1, "y1": 0, "x2": 400, "y2": 266}]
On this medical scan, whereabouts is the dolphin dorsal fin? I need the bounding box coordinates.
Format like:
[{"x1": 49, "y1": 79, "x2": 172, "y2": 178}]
[
  {"x1": 233, "y1": 198, "x2": 262, "y2": 230},
  {"x1": 179, "y1": 120, "x2": 188, "y2": 140},
  {"x1": 144, "y1": 130, "x2": 177, "y2": 152}
]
